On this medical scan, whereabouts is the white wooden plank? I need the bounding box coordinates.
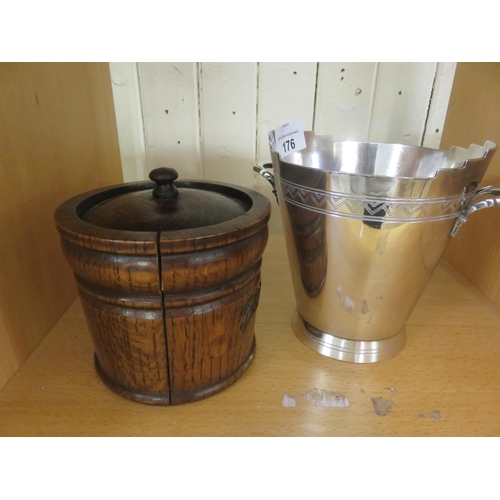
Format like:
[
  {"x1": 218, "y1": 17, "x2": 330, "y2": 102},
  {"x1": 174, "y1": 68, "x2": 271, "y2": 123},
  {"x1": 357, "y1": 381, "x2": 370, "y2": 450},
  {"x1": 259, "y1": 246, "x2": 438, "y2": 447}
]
[
  {"x1": 422, "y1": 62, "x2": 457, "y2": 149},
  {"x1": 256, "y1": 62, "x2": 317, "y2": 162},
  {"x1": 368, "y1": 62, "x2": 438, "y2": 146},
  {"x1": 255, "y1": 62, "x2": 317, "y2": 233},
  {"x1": 200, "y1": 62, "x2": 257, "y2": 186},
  {"x1": 138, "y1": 62, "x2": 201, "y2": 179},
  {"x1": 108, "y1": 62, "x2": 147, "y2": 182},
  {"x1": 314, "y1": 62, "x2": 378, "y2": 141}
]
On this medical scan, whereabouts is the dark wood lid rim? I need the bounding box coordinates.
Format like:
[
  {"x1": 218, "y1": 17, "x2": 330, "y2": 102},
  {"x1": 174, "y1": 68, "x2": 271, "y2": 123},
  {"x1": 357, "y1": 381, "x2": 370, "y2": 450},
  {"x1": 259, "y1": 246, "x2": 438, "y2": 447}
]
[{"x1": 55, "y1": 179, "x2": 271, "y2": 253}]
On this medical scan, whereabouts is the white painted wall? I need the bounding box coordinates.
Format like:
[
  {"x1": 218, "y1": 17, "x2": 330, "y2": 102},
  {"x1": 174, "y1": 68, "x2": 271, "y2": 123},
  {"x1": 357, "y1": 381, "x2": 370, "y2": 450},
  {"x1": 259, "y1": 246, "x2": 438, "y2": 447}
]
[
  {"x1": 109, "y1": 62, "x2": 456, "y2": 232},
  {"x1": 109, "y1": 63, "x2": 147, "y2": 182}
]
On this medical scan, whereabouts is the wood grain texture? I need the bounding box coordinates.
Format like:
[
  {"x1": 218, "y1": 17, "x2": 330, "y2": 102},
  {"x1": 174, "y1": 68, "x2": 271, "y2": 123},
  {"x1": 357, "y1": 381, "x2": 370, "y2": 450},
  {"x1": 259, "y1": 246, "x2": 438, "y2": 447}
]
[
  {"x1": 158, "y1": 186, "x2": 269, "y2": 404},
  {"x1": 55, "y1": 184, "x2": 167, "y2": 403},
  {"x1": 2, "y1": 234, "x2": 500, "y2": 436},
  {"x1": 441, "y1": 63, "x2": 500, "y2": 308},
  {"x1": 0, "y1": 63, "x2": 123, "y2": 390},
  {"x1": 160, "y1": 226, "x2": 268, "y2": 294},
  {"x1": 80, "y1": 290, "x2": 167, "y2": 395},
  {"x1": 55, "y1": 175, "x2": 271, "y2": 405},
  {"x1": 166, "y1": 266, "x2": 261, "y2": 404},
  {"x1": 162, "y1": 244, "x2": 265, "y2": 404}
]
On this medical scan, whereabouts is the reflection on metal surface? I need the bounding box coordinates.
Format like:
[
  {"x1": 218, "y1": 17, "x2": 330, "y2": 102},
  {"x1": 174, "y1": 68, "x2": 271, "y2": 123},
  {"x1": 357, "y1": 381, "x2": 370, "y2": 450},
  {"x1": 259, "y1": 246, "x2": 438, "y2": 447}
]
[
  {"x1": 277, "y1": 174, "x2": 469, "y2": 223},
  {"x1": 292, "y1": 311, "x2": 406, "y2": 363},
  {"x1": 256, "y1": 132, "x2": 499, "y2": 363},
  {"x1": 451, "y1": 186, "x2": 500, "y2": 236},
  {"x1": 283, "y1": 165, "x2": 327, "y2": 297}
]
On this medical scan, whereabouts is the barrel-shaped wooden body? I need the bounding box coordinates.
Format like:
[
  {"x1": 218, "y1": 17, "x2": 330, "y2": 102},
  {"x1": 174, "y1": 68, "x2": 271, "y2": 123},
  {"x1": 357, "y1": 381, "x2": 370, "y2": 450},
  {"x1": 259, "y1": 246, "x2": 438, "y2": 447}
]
[{"x1": 55, "y1": 179, "x2": 270, "y2": 405}]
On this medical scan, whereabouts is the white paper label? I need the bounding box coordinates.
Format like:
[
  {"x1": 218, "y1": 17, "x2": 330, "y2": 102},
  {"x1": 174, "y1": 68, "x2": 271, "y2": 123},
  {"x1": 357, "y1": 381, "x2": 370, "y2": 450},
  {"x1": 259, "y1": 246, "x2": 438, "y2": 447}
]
[{"x1": 268, "y1": 120, "x2": 306, "y2": 159}]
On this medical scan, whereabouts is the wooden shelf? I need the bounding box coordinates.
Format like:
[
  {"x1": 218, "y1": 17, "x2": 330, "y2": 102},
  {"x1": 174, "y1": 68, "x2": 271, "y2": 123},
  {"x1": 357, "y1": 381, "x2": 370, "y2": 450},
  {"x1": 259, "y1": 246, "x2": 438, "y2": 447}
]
[{"x1": 1, "y1": 234, "x2": 500, "y2": 436}]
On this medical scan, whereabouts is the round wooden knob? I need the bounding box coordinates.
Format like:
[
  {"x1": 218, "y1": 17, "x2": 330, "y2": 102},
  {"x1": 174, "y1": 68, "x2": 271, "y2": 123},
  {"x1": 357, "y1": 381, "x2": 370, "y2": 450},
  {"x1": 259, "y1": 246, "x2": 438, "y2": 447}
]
[{"x1": 149, "y1": 168, "x2": 179, "y2": 200}]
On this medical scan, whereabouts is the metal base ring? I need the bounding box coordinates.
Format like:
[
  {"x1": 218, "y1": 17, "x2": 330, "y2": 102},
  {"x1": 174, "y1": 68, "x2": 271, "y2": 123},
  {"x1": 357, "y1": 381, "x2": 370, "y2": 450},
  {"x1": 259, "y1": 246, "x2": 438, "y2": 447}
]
[{"x1": 291, "y1": 311, "x2": 406, "y2": 363}]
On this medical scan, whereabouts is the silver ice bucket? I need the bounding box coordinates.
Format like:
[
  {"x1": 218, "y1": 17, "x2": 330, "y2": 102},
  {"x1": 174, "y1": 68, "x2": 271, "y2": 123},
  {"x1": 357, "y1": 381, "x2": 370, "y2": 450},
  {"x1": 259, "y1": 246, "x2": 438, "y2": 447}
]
[{"x1": 256, "y1": 132, "x2": 499, "y2": 363}]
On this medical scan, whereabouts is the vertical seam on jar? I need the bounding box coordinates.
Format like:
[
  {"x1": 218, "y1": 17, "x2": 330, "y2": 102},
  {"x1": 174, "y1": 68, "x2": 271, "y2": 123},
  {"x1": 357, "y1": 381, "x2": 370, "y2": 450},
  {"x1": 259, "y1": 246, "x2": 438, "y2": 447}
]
[{"x1": 156, "y1": 230, "x2": 172, "y2": 404}]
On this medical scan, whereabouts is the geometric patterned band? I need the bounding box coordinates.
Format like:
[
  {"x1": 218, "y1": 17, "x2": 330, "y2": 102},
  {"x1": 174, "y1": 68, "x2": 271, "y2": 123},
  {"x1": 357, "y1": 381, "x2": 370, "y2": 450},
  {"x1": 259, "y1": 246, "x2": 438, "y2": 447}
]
[{"x1": 276, "y1": 176, "x2": 468, "y2": 223}]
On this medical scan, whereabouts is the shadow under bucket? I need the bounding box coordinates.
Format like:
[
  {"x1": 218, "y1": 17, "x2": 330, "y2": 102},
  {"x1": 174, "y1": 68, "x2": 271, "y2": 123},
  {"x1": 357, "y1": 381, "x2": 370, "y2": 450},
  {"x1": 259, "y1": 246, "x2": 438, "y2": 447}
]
[{"x1": 256, "y1": 132, "x2": 499, "y2": 363}]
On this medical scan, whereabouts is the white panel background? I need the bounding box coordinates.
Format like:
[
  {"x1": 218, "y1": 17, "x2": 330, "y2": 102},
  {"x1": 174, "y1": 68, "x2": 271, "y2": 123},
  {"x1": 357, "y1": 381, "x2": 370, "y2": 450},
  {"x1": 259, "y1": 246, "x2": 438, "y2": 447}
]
[
  {"x1": 138, "y1": 62, "x2": 201, "y2": 179},
  {"x1": 369, "y1": 62, "x2": 438, "y2": 145},
  {"x1": 256, "y1": 62, "x2": 317, "y2": 232},
  {"x1": 315, "y1": 62, "x2": 378, "y2": 141},
  {"x1": 109, "y1": 62, "x2": 147, "y2": 182},
  {"x1": 200, "y1": 62, "x2": 257, "y2": 187},
  {"x1": 422, "y1": 62, "x2": 457, "y2": 149},
  {"x1": 109, "y1": 62, "x2": 456, "y2": 232}
]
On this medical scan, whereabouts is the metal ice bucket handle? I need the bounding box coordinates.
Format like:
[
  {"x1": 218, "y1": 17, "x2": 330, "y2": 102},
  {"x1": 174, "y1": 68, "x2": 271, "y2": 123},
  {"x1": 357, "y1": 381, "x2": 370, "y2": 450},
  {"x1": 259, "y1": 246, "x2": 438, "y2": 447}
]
[
  {"x1": 254, "y1": 163, "x2": 278, "y2": 203},
  {"x1": 451, "y1": 186, "x2": 500, "y2": 237}
]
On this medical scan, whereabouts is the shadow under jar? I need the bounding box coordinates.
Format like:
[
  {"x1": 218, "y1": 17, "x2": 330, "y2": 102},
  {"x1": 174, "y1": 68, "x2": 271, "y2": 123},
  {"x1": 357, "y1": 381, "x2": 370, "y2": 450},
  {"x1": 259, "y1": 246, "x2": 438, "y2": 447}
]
[{"x1": 54, "y1": 168, "x2": 271, "y2": 405}]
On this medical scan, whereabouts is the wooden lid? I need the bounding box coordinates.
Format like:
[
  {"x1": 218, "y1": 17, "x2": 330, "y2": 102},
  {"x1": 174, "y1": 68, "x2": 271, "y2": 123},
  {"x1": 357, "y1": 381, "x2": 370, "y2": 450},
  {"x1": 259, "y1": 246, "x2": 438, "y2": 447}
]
[
  {"x1": 55, "y1": 168, "x2": 271, "y2": 254},
  {"x1": 82, "y1": 168, "x2": 249, "y2": 232}
]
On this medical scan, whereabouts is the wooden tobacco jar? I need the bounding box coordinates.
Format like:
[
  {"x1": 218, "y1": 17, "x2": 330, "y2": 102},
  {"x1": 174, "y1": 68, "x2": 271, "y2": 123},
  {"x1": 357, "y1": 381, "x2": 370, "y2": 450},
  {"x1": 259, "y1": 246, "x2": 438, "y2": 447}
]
[{"x1": 54, "y1": 168, "x2": 271, "y2": 405}]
